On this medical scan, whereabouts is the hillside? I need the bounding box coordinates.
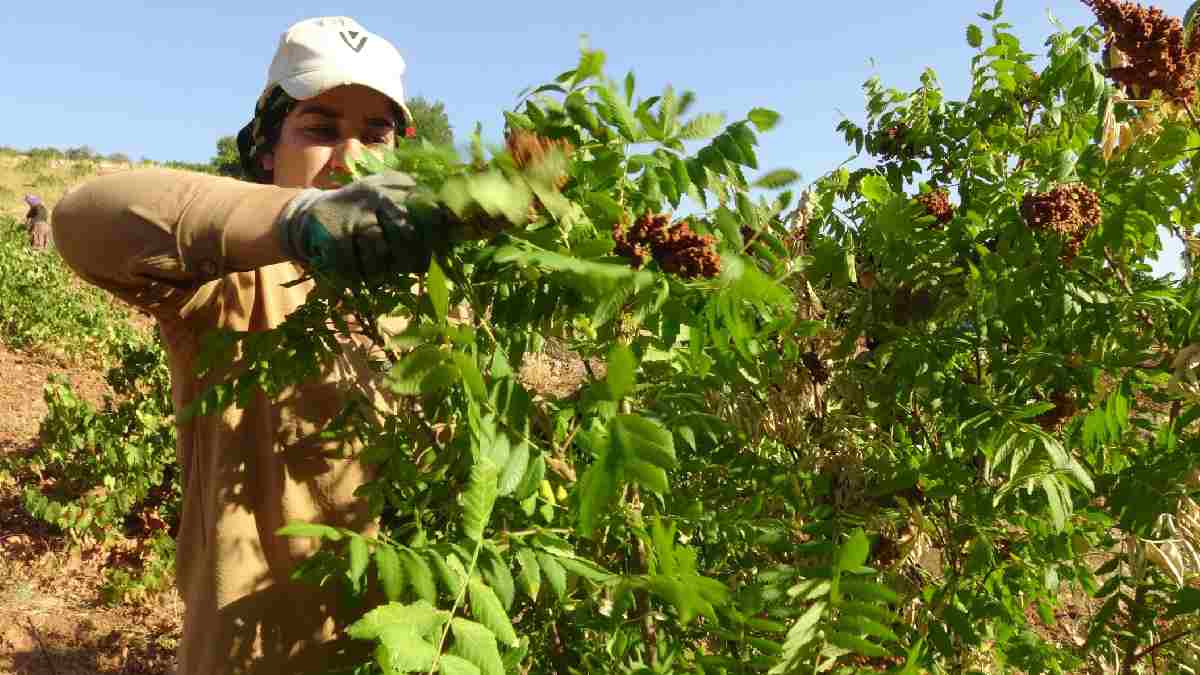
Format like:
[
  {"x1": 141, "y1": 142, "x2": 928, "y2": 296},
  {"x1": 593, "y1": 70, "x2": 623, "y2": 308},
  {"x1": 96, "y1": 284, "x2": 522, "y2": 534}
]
[{"x1": 0, "y1": 151, "x2": 180, "y2": 674}]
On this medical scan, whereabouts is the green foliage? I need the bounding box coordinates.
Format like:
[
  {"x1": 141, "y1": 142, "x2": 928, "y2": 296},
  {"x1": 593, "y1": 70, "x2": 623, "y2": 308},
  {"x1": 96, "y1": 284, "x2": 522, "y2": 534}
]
[
  {"x1": 21, "y1": 338, "x2": 177, "y2": 543},
  {"x1": 409, "y1": 96, "x2": 456, "y2": 147},
  {"x1": 212, "y1": 135, "x2": 242, "y2": 178},
  {"x1": 0, "y1": 218, "x2": 147, "y2": 362},
  {"x1": 99, "y1": 533, "x2": 176, "y2": 605},
  {"x1": 0, "y1": 215, "x2": 177, "y2": 575},
  {"x1": 193, "y1": 3, "x2": 1200, "y2": 672}
]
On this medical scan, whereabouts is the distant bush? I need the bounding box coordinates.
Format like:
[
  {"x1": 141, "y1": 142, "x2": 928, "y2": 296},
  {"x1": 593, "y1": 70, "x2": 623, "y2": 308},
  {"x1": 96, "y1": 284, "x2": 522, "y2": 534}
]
[
  {"x1": 161, "y1": 159, "x2": 217, "y2": 175},
  {"x1": 31, "y1": 174, "x2": 65, "y2": 191},
  {"x1": 106, "y1": 152, "x2": 130, "y2": 164},
  {"x1": 17, "y1": 156, "x2": 50, "y2": 174},
  {"x1": 69, "y1": 161, "x2": 98, "y2": 179},
  {"x1": 64, "y1": 146, "x2": 97, "y2": 161},
  {"x1": 26, "y1": 147, "x2": 64, "y2": 161}
]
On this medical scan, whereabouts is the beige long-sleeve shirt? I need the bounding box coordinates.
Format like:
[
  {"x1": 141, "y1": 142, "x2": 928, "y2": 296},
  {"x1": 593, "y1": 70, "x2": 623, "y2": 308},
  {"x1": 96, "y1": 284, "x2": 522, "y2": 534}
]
[{"x1": 53, "y1": 169, "x2": 383, "y2": 675}]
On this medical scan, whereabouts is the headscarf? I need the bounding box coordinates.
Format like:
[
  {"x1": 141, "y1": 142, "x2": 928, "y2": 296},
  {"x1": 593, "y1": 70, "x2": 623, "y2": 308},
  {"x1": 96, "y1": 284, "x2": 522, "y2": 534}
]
[
  {"x1": 24, "y1": 194, "x2": 41, "y2": 207},
  {"x1": 236, "y1": 86, "x2": 300, "y2": 183},
  {"x1": 235, "y1": 85, "x2": 416, "y2": 184}
]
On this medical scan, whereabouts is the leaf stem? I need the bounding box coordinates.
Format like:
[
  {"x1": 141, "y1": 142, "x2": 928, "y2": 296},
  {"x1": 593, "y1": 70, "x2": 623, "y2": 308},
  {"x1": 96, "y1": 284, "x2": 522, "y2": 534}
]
[{"x1": 428, "y1": 537, "x2": 483, "y2": 675}]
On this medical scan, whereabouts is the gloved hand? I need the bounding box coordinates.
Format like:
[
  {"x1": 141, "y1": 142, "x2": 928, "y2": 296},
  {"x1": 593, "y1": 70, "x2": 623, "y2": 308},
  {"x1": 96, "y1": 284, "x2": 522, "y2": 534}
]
[{"x1": 276, "y1": 172, "x2": 451, "y2": 282}]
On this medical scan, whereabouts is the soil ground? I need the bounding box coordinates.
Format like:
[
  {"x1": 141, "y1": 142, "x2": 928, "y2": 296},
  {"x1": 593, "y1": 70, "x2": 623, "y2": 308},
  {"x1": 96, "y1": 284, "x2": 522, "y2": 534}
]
[{"x1": 0, "y1": 344, "x2": 181, "y2": 675}]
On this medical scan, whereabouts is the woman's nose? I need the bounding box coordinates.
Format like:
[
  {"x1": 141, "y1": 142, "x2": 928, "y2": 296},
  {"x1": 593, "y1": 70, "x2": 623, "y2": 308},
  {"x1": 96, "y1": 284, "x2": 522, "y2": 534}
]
[{"x1": 329, "y1": 137, "x2": 367, "y2": 174}]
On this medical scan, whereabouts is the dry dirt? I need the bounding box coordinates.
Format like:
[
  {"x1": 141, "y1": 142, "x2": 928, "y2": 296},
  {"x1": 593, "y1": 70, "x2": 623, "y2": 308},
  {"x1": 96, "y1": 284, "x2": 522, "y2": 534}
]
[{"x1": 0, "y1": 344, "x2": 181, "y2": 675}]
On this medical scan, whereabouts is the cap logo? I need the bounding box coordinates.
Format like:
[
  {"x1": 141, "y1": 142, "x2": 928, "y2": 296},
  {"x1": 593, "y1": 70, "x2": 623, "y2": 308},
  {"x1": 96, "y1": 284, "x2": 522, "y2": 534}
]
[{"x1": 339, "y1": 30, "x2": 367, "y2": 53}]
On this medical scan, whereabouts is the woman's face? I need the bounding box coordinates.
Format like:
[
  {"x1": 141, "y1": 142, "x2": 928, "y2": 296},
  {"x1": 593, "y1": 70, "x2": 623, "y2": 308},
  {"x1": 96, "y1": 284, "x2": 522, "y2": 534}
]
[{"x1": 261, "y1": 84, "x2": 397, "y2": 189}]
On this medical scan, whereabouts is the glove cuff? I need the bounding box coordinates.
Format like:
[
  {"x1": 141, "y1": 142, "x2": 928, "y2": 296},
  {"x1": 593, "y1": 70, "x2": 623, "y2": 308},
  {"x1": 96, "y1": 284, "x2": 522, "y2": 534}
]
[{"x1": 276, "y1": 188, "x2": 326, "y2": 263}]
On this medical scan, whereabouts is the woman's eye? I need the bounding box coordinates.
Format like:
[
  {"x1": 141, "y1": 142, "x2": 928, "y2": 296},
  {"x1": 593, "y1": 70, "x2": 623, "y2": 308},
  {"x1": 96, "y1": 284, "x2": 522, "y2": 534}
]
[{"x1": 306, "y1": 126, "x2": 338, "y2": 140}]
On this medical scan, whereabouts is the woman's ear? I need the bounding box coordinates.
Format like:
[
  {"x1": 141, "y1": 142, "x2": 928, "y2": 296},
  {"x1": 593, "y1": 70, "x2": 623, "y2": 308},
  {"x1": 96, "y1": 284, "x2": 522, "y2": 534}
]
[{"x1": 260, "y1": 152, "x2": 275, "y2": 172}]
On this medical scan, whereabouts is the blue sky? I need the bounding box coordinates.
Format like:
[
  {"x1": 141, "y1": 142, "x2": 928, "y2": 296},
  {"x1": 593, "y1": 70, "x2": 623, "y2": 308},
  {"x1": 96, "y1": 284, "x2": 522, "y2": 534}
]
[{"x1": 3, "y1": 0, "x2": 1191, "y2": 273}]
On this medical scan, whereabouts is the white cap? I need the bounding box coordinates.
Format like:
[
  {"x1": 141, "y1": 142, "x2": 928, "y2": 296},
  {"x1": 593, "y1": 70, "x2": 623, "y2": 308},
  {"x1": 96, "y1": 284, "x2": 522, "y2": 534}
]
[{"x1": 265, "y1": 17, "x2": 412, "y2": 124}]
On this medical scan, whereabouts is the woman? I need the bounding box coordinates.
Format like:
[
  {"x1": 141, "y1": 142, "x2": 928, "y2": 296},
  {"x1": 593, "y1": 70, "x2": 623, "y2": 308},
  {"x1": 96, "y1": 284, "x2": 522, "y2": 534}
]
[
  {"x1": 53, "y1": 16, "x2": 442, "y2": 675},
  {"x1": 24, "y1": 194, "x2": 51, "y2": 249}
]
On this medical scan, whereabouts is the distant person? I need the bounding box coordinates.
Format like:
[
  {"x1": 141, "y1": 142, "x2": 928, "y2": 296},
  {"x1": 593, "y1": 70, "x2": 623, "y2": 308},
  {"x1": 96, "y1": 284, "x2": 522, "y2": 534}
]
[
  {"x1": 52, "y1": 17, "x2": 464, "y2": 675},
  {"x1": 23, "y1": 194, "x2": 51, "y2": 249}
]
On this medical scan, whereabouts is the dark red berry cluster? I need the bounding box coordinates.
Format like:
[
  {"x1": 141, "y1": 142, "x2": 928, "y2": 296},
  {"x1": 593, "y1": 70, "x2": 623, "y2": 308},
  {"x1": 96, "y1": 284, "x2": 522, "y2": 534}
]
[
  {"x1": 505, "y1": 130, "x2": 574, "y2": 189},
  {"x1": 868, "y1": 123, "x2": 927, "y2": 161},
  {"x1": 915, "y1": 190, "x2": 954, "y2": 229},
  {"x1": 613, "y1": 212, "x2": 722, "y2": 279},
  {"x1": 1020, "y1": 183, "x2": 1102, "y2": 263},
  {"x1": 1084, "y1": 0, "x2": 1200, "y2": 103},
  {"x1": 801, "y1": 351, "x2": 830, "y2": 384},
  {"x1": 1035, "y1": 391, "x2": 1078, "y2": 431}
]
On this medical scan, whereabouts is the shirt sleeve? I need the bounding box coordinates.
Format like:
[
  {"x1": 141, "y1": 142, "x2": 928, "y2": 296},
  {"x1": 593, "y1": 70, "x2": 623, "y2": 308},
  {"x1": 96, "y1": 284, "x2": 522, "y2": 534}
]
[{"x1": 51, "y1": 168, "x2": 303, "y2": 322}]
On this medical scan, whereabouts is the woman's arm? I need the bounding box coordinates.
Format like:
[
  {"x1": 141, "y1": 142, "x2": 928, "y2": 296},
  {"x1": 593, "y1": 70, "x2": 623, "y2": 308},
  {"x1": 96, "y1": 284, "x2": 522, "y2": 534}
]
[{"x1": 52, "y1": 168, "x2": 303, "y2": 319}]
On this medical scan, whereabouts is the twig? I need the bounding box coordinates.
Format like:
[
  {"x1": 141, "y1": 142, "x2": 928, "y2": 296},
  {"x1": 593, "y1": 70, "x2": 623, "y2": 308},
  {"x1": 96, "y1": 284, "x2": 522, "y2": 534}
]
[
  {"x1": 1103, "y1": 246, "x2": 1155, "y2": 329},
  {"x1": 427, "y1": 537, "x2": 483, "y2": 675},
  {"x1": 629, "y1": 487, "x2": 659, "y2": 668},
  {"x1": 1131, "y1": 627, "x2": 1200, "y2": 664},
  {"x1": 1183, "y1": 100, "x2": 1200, "y2": 131},
  {"x1": 25, "y1": 618, "x2": 58, "y2": 675}
]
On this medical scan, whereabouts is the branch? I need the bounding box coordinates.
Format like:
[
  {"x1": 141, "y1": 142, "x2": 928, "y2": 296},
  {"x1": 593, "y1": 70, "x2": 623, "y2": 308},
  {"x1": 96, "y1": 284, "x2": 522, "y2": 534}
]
[
  {"x1": 427, "y1": 537, "x2": 483, "y2": 675},
  {"x1": 1131, "y1": 627, "x2": 1200, "y2": 664},
  {"x1": 1103, "y1": 247, "x2": 1155, "y2": 329}
]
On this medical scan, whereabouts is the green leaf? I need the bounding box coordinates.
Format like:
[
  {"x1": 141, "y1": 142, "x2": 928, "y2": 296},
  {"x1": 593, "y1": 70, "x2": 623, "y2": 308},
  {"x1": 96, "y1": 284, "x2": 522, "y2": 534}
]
[
  {"x1": 554, "y1": 555, "x2": 614, "y2": 582},
  {"x1": 574, "y1": 50, "x2": 606, "y2": 84},
  {"x1": 403, "y1": 549, "x2": 438, "y2": 603},
  {"x1": 427, "y1": 257, "x2": 449, "y2": 324},
  {"x1": 606, "y1": 344, "x2": 636, "y2": 400},
  {"x1": 753, "y1": 169, "x2": 801, "y2": 189},
  {"x1": 840, "y1": 579, "x2": 899, "y2": 603},
  {"x1": 770, "y1": 601, "x2": 826, "y2": 674},
  {"x1": 716, "y1": 133, "x2": 750, "y2": 167},
  {"x1": 827, "y1": 630, "x2": 888, "y2": 657},
  {"x1": 624, "y1": 70, "x2": 636, "y2": 104},
  {"x1": 516, "y1": 548, "x2": 541, "y2": 600},
  {"x1": 967, "y1": 24, "x2": 983, "y2": 48},
  {"x1": 1187, "y1": 2, "x2": 1200, "y2": 47},
  {"x1": 480, "y1": 548, "x2": 516, "y2": 610},
  {"x1": 512, "y1": 451, "x2": 545, "y2": 502},
  {"x1": 451, "y1": 352, "x2": 487, "y2": 402},
  {"x1": 428, "y1": 551, "x2": 466, "y2": 597},
  {"x1": 669, "y1": 155, "x2": 691, "y2": 196},
  {"x1": 837, "y1": 529, "x2": 871, "y2": 572},
  {"x1": 837, "y1": 614, "x2": 898, "y2": 642},
  {"x1": 348, "y1": 535, "x2": 370, "y2": 592},
  {"x1": 678, "y1": 113, "x2": 726, "y2": 140},
  {"x1": 497, "y1": 441, "x2": 530, "y2": 497},
  {"x1": 747, "y1": 107, "x2": 781, "y2": 132},
  {"x1": 276, "y1": 521, "x2": 343, "y2": 542},
  {"x1": 577, "y1": 457, "x2": 621, "y2": 536},
  {"x1": 347, "y1": 600, "x2": 449, "y2": 641},
  {"x1": 389, "y1": 345, "x2": 449, "y2": 396},
  {"x1": 859, "y1": 174, "x2": 892, "y2": 204},
  {"x1": 1055, "y1": 149, "x2": 1078, "y2": 181},
  {"x1": 536, "y1": 552, "x2": 568, "y2": 599},
  {"x1": 374, "y1": 626, "x2": 438, "y2": 672},
  {"x1": 468, "y1": 578, "x2": 519, "y2": 647},
  {"x1": 595, "y1": 82, "x2": 640, "y2": 142},
  {"x1": 375, "y1": 544, "x2": 406, "y2": 602},
  {"x1": 611, "y1": 414, "x2": 677, "y2": 469},
  {"x1": 438, "y1": 655, "x2": 482, "y2": 675},
  {"x1": 450, "y1": 618, "x2": 505, "y2": 675},
  {"x1": 626, "y1": 458, "x2": 669, "y2": 494},
  {"x1": 463, "y1": 457, "x2": 499, "y2": 541}
]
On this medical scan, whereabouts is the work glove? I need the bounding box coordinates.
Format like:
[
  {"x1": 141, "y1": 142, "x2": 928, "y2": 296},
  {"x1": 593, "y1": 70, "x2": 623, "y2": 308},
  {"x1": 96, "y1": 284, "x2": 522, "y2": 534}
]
[{"x1": 276, "y1": 172, "x2": 452, "y2": 282}]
